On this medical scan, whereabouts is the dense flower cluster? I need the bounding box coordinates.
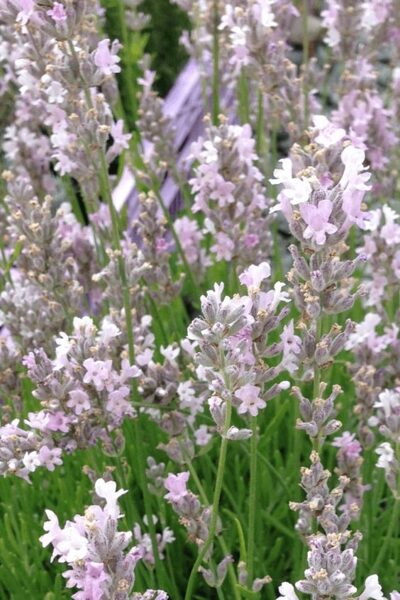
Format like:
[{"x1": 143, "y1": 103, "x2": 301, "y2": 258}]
[
  {"x1": 40, "y1": 477, "x2": 168, "y2": 599},
  {"x1": 188, "y1": 118, "x2": 272, "y2": 266},
  {"x1": 188, "y1": 265, "x2": 290, "y2": 436},
  {"x1": 0, "y1": 316, "x2": 142, "y2": 480}
]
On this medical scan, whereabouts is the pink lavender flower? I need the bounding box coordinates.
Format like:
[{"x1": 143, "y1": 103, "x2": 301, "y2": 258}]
[
  {"x1": 258, "y1": 282, "x2": 290, "y2": 312},
  {"x1": 22, "y1": 451, "x2": 41, "y2": 472},
  {"x1": 66, "y1": 389, "x2": 91, "y2": 415},
  {"x1": 281, "y1": 321, "x2": 302, "y2": 373},
  {"x1": 106, "y1": 386, "x2": 132, "y2": 418},
  {"x1": 361, "y1": 1, "x2": 391, "y2": 31},
  {"x1": 359, "y1": 575, "x2": 386, "y2": 600},
  {"x1": 340, "y1": 147, "x2": 371, "y2": 229},
  {"x1": 345, "y1": 313, "x2": 387, "y2": 352},
  {"x1": 40, "y1": 479, "x2": 160, "y2": 598},
  {"x1": 332, "y1": 432, "x2": 362, "y2": 460},
  {"x1": 55, "y1": 526, "x2": 88, "y2": 562},
  {"x1": 251, "y1": 0, "x2": 277, "y2": 28},
  {"x1": 211, "y1": 232, "x2": 235, "y2": 261},
  {"x1": 380, "y1": 205, "x2": 400, "y2": 245},
  {"x1": 46, "y1": 2, "x2": 67, "y2": 22},
  {"x1": 277, "y1": 582, "x2": 299, "y2": 600},
  {"x1": 312, "y1": 115, "x2": 346, "y2": 147},
  {"x1": 41, "y1": 76, "x2": 66, "y2": 104},
  {"x1": 95, "y1": 478, "x2": 127, "y2": 517},
  {"x1": 321, "y1": 1, "x2": 341, "y2": 48},
  {"x1": 73, "y1": 562, "x2": 109, "y2": 599},
  {"x1": 53, "y1": 152, "x2": 77, "y2": 176},
  {"x1": 299, "y1": 199, "x2": 338, "y2": 245},
  {"x1": 39, "y1": 509, "x2": 62, "y2": 553},
  {"x1": 164, "y1": 472, "x2": 190, "y2": 502},
  {"x1": 189, "y1": 120, "x2": 271, "y2": 267},
  {"x1": 120, "y1": 358, "x2": 142, "y2": 382},
  {"x1": 133, "y1": 517, "x2": 175, "y2": 566},
  {"x1": 136, "y1": 348, "x2": 154, "y2": 367},
  {"x1": 37, "y1": 446, "x2": 63, "y2": 471},
  {"x1": 15, "y1": 0, "x2": 34, "y2": 25},
  {"x1": 270, "y1": 158, "x2": 312, "y2": 208},
  {"x1": 93, "y1": 39, "x2": 121, "y2": 76},
  {"x1": 239, "y1": 262, "x2": 271, "y2": 290},
  {"x1": 194, "y1": 425, "x2": 212, "y2": 446},
  {"x1": 82, "y1": 358, "x2": 113, "y2": 391},
  {"x1": 235, "y1": 384, "x2": 266, "y2": 417},
  {"x1": 109, "y1": 119, "x2": 132, "y2": 153},
  {"x1": 46, "y1": 412, "x2": 70, "y2": 433},
  {"x1": 373, "y1": 389, "x2": 399, "y2": 420},
  {"x1": 91, "y1": 204, "x2": 111, "y2": 229},
  {"x1": 174, "y1": 217, "x2": 204, "y2": 266},
  {"x1": 375, "y1": 442, "x2": 395, "y2": 470},
  {"x1": 137, "y1": 69, "x2": 156, "y2": 90}
]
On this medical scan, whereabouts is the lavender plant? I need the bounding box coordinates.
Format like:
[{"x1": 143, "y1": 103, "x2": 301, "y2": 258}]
[{"x1": 0, "y1": 1, "x2": 399, "y2": 599}]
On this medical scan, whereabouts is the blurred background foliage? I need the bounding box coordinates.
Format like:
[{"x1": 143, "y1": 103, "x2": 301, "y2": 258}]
[
  {"x1": 140, "y1": 0, "x2": 190, "y2": 96},
  {"x1": 101, "y1": 0, "x2": 189, "y2": 129}
]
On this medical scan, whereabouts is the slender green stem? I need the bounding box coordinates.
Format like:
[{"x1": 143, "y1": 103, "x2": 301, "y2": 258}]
[
  {"x1": 185, "y1": 457, "x2": 209, "y2": 506},
  {"x1": 183, "y1": 448, "x2": 241, "y2": 600},
  {"x1": 371, "y1": 499, "x2": 399, "y2": 573},
  {"x1": 247, "y1": 416, "x2": 258, "y2": 586},
  {"x1": 313, "y1": 317, "x2": 322, "y2": 399},
  {"x1": 184, "y1": 434, "x2": 230, "y2": 599},
  {"x1": 238, "y1": 69, "x2": 250, "y2": 124},
  {"x1": 311, "y1": 309, "x2": 323, "y2": 453},
  {"x1": 170, "y1": 163, "x2": 193, "y2": 211},
  {"x1": 212, "y1": 0, "x2": 220, "y2": 125},
  {"x1": 256, "y1": 89, "x2": 265, "y2": 163},
  {"x1": 271, "y1": 126, "x2": 278, "y2": 167},
  {"x1": 145, "y1": 290, "x2": 169, "y2": 346},
  {"x1": 167, "y1": 304, "x2": 183, "y2": 341},
  {"x1": 67, "y1": 40, "x2": 93, "y2": 109},
  {"x1": 184, "y1": 399, "x2": 233, "y2": 600},
  {"x1": 0, "y1": 242, "x2": 13, "y2": 287},
  {"x1": 115, "y1": 0, "x2": 138, "y2": 123},
  {"x1": 150, "y1": 184, "x2": 201, "y2": 303},
  {"x1": 302, "y1": 0, "x2": 309, "y2": 129}
]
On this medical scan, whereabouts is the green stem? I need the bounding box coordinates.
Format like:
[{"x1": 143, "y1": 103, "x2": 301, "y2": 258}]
[
  {"x1": 67, "y1": 40, "x2": 93, "y2": 109},
  {"x1": 371, "y1": 499, "x2": 399, "y2": 573},
  {"x1": 184, "y1": 399, "x2": 232, "y2": 600},
  {"x1": 183, "y1": 449, "x2": 241, "y2": 600},
  {"x1": 145, "y1": 291, "x2": 169, "y2": 346},
  {"x1": 238, "y1": 69, "x2": 250, "y2": 124},
  {"x1": 270, "y1": 126, "x2": 278, "y2": 184},
  {"x1": 0, "y1": 243, "x2": 13, "y2": 287},
  {"x1": 311, "y1": 314, "x2": 323, "y2": 453},
  {"x1": 313, "y1": 317, "x2": 322, "y2": 399},
  {"x1": 247, "y1": 416, "x2": 258, "y2": 586},
  {"x1": 170, "y1": 163, "x2": 193, "y2": 212},
  {"x1": 256, "y1": 89, "x2": 265, "y2": 163},
  {"x1": 212, "y1": 0, "x2": 220, "y2": 125},
  {"x1": 302, "y1": 0, "x2": 309, "y2": 129},
  {"x1": 115, "y1": 0, "x2": 138, "y2": 123},
  {"x1": 150, "y1": 185, "x2": 201, "y2": 304}
]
